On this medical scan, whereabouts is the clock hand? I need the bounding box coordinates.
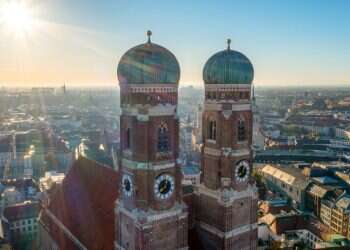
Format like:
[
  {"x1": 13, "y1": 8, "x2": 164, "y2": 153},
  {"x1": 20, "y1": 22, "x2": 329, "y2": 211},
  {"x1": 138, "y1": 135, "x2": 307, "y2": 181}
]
[{"x1": 160, "y1": 180, "x2": 168, "y2": 193}]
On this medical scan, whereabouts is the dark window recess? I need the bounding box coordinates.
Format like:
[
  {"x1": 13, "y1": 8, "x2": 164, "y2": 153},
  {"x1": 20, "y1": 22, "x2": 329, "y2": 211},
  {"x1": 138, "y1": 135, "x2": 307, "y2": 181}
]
[
  {"x1": 126, "y1": 128, "x2": 131, "y2": 149},
  {"x1": 238, "y1": 120, "x2": 246, "y2": 141},
  {"x1": 208, "y1": 120, "x2": 217, "y2": 140},
  {"x1": 158, "y1": 122, "x2": 170, "y2": 152}
]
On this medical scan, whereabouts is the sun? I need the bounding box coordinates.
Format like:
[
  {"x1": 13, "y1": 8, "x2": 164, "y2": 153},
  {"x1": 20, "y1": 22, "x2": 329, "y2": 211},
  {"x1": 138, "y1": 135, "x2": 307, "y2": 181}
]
[{"x1": 0, "y1": 1, "x2": 34, "y2": 38}]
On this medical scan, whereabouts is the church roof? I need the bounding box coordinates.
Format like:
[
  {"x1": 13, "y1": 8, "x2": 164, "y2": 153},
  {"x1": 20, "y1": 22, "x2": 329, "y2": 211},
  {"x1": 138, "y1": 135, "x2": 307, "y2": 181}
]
[
  {"x1": 39, "y1": 157, "x2": 204, "y2": 249},
  {"x1": 40, "y1": 157, "x2": 119, "y2": 250}
]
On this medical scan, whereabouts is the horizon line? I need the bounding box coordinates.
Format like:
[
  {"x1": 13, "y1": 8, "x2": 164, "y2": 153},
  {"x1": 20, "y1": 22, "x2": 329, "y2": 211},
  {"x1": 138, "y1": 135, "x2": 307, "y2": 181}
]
[{"x1": 1, "y1": 83, "x2": 350, "y2": 89}]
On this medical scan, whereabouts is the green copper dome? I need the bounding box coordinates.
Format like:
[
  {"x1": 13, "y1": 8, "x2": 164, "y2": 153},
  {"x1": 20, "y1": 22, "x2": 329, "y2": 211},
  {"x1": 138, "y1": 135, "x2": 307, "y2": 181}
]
[
  {"x1": 203, "y1": 40, "x2": 254, "y2": 85},
  {"x1": 117, "y1": 31, "x2": 180, "y2": 85}
]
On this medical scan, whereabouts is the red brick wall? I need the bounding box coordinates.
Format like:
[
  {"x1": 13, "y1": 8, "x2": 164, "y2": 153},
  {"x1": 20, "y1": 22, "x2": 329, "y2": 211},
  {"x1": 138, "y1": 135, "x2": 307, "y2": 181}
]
[
  {"x1": 117, "y1": 211, "x2": 188, "y2": 250},
  {"x1": 196, "y1": 86, "x2": 257, "y2": 249}
]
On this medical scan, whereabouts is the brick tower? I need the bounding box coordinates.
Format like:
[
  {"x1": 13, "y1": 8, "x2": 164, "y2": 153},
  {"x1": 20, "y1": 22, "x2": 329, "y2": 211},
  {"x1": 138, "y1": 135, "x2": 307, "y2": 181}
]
[
  {"x1": 115, "y1": 31, "x2": 188, "y2": 250},
  {"x1": 195, "y1": 39, "x2": 258, "y2": 250}
]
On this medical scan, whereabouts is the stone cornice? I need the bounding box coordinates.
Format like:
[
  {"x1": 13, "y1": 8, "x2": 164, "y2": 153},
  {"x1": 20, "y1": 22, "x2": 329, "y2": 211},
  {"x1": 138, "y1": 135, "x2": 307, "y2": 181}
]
[
  {"x1": 120, "y1": 83, "x2": 178, "y2": 93},
  {"x1": 121, "y1": 104, "x2": 177, "y2": 117},
  {"x1": 204, "y1": 147, "x2": 250, "y2": 158},
  {"x1": 199, "y1": 221, "x2": 257, "y2": 239},
  {"x1": 204, "y1": 103, "x2": 251, "y2": 111},
  {"x1": 121, "y1": 158, "x2": 177, "y2": 170},
  {"x1": 195, "y1": 183, "x2": 258, "y2": 206},
  {"x1": 115, "y1": 200, "x2": 187, "y2": 227},
  {"x1": 115, "y1": 243, "x2": 188, "y2": 250},
  {"x1": 205, "y1": 84, "x2": 251, "y2": 90}
]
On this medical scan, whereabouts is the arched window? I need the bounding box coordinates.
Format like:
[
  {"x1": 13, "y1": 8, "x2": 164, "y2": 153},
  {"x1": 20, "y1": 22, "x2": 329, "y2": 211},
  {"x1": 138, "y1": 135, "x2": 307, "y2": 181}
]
[
  {"x1": 208, "y1": 119, "x2": 217, "y2": 140},
  {"x1": 238, "y1": 119, "x2": 246, "y2": 141},
  {"x1": 126, "y1": 128, "x2": 131, "y2": 149},
  {"x1": 157, "y1": 122, "x2": 169, "y2": 152}
]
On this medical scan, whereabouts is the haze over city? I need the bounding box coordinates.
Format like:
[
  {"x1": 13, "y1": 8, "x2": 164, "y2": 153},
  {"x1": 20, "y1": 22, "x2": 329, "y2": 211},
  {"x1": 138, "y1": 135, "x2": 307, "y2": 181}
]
[{"x1": 0, "y1": 0, "x2": 350, "y2": 87}]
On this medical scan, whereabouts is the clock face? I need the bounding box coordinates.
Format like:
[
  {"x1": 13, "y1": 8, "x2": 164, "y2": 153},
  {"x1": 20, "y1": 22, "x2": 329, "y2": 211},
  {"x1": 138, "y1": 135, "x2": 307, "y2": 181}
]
[
  {"x1": 235, "y1": 160, "x2": 250, "y2": 183},
  {"x1": 154, "y1": 174, "x2": 175, "y2": 200},
  {"x1": 122, "y1": 174, "x2": 133, "y2": 197}
]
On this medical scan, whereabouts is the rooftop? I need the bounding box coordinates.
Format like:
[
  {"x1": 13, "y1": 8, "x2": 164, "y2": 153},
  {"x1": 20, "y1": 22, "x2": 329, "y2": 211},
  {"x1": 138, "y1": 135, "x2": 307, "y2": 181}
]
[
  {"x1": 261, "y1": 164, "x2": 309, "y2": 188},
  {"x1": 182, "y1": 164, "x2": 200, "y2": 176},
  {"x1": 3, "y1": 201, "x2": 39, "y2": 221},
  {"x1": 313, "y1": 176, "x2": 339, "y2": 185},
  {"x1": 336, "y1": 196, "x2": 350, "y2": 211},
  {"x1": 40, "y1": 157, "x2": 119, "y2": 250}
]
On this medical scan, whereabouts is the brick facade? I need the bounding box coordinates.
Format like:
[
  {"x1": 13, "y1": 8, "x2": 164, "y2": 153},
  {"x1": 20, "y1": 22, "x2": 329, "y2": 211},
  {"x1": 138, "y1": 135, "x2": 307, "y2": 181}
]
[
  {"x1": 115, "y1": 84, "x2": 188, "y2": 250},
  {"x1": 195, "y1": 84, "x2": 258, "y2": 250}
]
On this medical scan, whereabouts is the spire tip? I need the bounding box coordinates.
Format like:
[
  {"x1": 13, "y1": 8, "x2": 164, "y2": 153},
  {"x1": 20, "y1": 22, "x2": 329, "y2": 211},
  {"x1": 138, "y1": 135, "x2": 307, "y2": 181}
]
[
  {"x1": 227, "y1": 38, "x2": 231, "y2": 50},
  {"x1": 147, "y1": 30, "x2": 152, "y2": 43}
]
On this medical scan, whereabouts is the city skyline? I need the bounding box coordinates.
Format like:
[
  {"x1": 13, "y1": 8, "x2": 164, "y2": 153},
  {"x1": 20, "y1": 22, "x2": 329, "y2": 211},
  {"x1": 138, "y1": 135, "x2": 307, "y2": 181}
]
[{"x1": 0, "y1": 0, "x2": 350, "y2": 87}]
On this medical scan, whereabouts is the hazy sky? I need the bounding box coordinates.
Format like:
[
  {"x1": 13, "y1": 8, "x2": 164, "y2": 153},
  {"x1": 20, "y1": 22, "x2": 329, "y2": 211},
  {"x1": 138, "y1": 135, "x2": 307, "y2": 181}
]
[{"x1": 0, "y1": 0, "x2": 349, "y2": 87}]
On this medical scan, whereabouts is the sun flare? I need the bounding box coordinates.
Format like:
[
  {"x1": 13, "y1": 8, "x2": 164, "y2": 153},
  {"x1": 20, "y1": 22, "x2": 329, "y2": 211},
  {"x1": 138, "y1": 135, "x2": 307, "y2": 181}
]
[{"x1": 0, "y1": 1, "x2": 34, "y2": 37}]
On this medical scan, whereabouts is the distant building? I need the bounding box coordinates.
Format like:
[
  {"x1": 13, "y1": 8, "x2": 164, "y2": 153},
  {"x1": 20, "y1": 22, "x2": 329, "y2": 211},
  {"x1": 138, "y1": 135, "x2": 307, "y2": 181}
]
[
  {"x1": 191, "y1": 104, "x2": 203, "y2": 151},
  {"x1": 305, "y1": 176, "x2": 346, "y2": 218},
  {"x1": 259, "y1": 211, "x2": 349, "y2": 249},
  {"x1": 335, "y1": 127, "x2": 350, "y2": 141},
  {"x1": 252, "y1": 86, "x2": 265, "y2": 151},
  {"x1": 2, "y1": 201, "x2": 40, "y2": 249},
  {"x1": 260, "y1": 164, "x2": 309, "y2": 210},
  {"x1": 259, "y1": 199, "x2": 291, "y2": 215},
  {"x1": 180, "y1": 120, "x2": 193, "y2": 161},
  {"x1": 181, "y1": 164, "x2": 200, "y2": 185},
  {"x1": 320, "y1": 194, "x2": 350, "y2": 238},
  {"x1": 31, "y1": 88, "x2": 55, "y2": 95},
  {"x1": 0, "y1": 188, "x2": 24, "y2": 211},
  {"x1": 39, "y1": 171, "x2": 65, "y2": 192},
  {"x1": 0, "y1": 179, "x2": 39, "y2": 203},
  {"x1": 0, "y1": 136, "x2": 11, "y2": 175},
  {"x1": 47, "y1": 114, "x2": 81, "y2": 130},
  {"x1": 0, "y1": 130, "x2": 73, "y2": 179},
  {"x1": 76, "y1": 139, "x2": 114, "y2": 168},
  {"x1": 284, "y1": 112, "x2": 350, "y2": 137}
]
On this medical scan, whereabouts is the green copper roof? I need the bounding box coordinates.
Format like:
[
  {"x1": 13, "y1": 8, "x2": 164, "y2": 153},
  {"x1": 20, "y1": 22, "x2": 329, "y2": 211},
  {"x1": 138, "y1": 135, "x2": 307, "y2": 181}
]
[
  {"x1": 117, "y1": 34, "x2": 180, "y2": 85},
  {"x1": 203, "y1": 43, "x2": 254, "y2": 85}
]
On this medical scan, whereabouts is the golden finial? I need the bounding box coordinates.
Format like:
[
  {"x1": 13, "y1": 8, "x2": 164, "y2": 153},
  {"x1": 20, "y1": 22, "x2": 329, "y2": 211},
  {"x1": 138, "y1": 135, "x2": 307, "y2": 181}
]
[
  {"x1": 147, "y1": 30, "x2": 152, "y2": 43},
  {"x1": 227, "y1": 38, "x2": 231, "y2": 50}
]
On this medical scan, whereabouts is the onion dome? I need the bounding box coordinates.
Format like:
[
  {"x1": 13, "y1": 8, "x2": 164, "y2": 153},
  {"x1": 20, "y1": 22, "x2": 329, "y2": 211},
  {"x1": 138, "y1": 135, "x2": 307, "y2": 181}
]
[
  {"x1": 117, "y1": 31, "x2": 180, "y2": 84},
  {"x1": 203, "y1": 39, "x2": 254, "y2": 84}
]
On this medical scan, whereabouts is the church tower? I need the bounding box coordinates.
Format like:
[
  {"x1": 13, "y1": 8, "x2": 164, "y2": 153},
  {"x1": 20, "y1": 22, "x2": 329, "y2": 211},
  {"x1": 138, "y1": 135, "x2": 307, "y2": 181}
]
[
  {"x1": 115, "y1": 31, "x2": 188, "y2": 250},
  {"x1": 195, "y1": 39, "x2": 258, "y2": 250}
]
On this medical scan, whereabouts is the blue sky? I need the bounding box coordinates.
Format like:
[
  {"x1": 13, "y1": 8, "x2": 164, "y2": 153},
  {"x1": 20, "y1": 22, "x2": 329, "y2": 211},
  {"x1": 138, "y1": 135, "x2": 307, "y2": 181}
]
[{"x1": 0, "y1": 0, "x2": 349, "y2": 86}]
